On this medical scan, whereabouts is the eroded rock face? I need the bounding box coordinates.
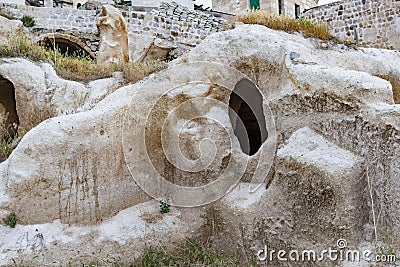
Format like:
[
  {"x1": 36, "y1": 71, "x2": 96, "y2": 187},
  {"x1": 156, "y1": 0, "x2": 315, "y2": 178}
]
[
  {"x1": 0, "y1": 25, "x2": 399, "y2": 266},
  {"x1": 128, "y1": 32, "x2": 155, "y2": 62},
  {"x1": 210, "y1": 128, "x2": 369, "y2": 266},
  {"x1": 0, "y1": 59, "x2": 123, "y2": 137},
  {"x1": 128, "y1": 33, "x2": 178, "y2": 62},
  {"x1": 96, "y1": 5, "x2": 129, "y2": 64},
  {"x1": 178, "y1": 25, "x2": 400, "y2": 265}
]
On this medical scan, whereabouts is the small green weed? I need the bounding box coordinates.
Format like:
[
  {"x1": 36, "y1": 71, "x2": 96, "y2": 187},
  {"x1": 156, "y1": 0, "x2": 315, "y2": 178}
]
[
  {"x1": 159, "y1": 199, "x2": 170, "y2": 214},
  {"x1": 4, "y1": 212, "x2": 17, "y2": 228},
  {"x1": 141, "y1": 239, "x2": 239, "y2": 266},
  {"x1": 21, "y1": 16, "x2": 35, "y2": 27},
  {"x1": 0, "y1": 137, "x2": 19, "y2": 159}
]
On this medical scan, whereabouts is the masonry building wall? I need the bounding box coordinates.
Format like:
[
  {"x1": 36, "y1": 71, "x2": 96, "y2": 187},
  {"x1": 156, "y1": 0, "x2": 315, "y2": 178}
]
[
  {"x1": 0, "y1": 2, "x2": 228, "y2": 47},
  {"x1": 212, "y1": 0, "x2": 316, "y2": 17},
  {"x1": 123, "y1": 2, "x2": 229, "y2": 46},
  {"x1": 303, "y1": 0, "x2": 400, "y2": 49}
]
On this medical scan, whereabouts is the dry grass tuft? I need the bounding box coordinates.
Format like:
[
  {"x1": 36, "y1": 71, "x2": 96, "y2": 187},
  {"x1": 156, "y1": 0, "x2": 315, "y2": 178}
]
[
  {"x1": 0, "y1": 32, "x2": 166, "y2": 82},
  {"x1": 238, "y1": 10, "x2": 331, "y2": 40},
  {"x1": 0, "y1": 32, "x2": 49, "y2": 61},
  {"x1": 51, "y1": 53, "x2": 115, "y2": 82},
  {"x1": 122, "y1": 60, "x2": 166, "y2": 83}
]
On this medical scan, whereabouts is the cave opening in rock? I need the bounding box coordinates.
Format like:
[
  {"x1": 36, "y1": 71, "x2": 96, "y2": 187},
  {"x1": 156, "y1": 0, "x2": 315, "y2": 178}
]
[
  {"x1": 0, "y1": 76, "x2": 19, "y2": 140},
  {"x1": 228, "y1": 79, "x2": 268, "y2": 156},
  {"x1": 41, "y1": 37, "x2": 93, "y2": 58}
]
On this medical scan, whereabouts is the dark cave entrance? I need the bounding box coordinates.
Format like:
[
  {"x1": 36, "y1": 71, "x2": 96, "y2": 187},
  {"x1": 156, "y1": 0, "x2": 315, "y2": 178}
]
[
  {"x1": 0, "y1": 76, "x2": 19, "y2": 140},
  {"x1": 41, "y1": 38, "x2": 93, "y2": 58},
  {"x1": 228, "y1": 79, "x2": 268, "y2": 156}
]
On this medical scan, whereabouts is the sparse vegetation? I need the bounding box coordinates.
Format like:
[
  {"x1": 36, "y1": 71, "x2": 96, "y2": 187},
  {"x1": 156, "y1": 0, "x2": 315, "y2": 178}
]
[
  {"x1": 53, "y1": 54, "x2": 165, "y2": 82},
  {"x1": 140, "y1": 239, "x2": 239, "y2": 266},
  {"x1": 0, "y1": 31, "x2": 166, "y2": 82},
  {"x1": 51, "y1": 53, "x2": 116, "y2": 82},
  {"x1": 0, "y1": 120, "x2": 20, "y2": 160},
  {"x1": 159, "y1": 198, "x2": 170, "y2": 214},
  {"x1": 0, "y1": 136, "x2": 19, "y2": 159},
  {"x1": 0, "y1": 32, "x2": 48, "y2": 61},
  {"x1": 4, "y1": 212, "x2": 17, "y2": 228},
  {"x1": 20, "y1": 15, "x2": 35, "y2": 27},
  {"x1": 238, "y1": 10, "x2": 331, "y2": 40},
  {"x1": 123, "y1": 59, "x2": 166, "y2": 83}
]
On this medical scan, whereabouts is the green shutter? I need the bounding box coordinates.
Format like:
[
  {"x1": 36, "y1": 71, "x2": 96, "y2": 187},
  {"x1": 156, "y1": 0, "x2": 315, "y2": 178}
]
[{"x1": 250, "y1": 0, "x2": 260, "y2": 10}]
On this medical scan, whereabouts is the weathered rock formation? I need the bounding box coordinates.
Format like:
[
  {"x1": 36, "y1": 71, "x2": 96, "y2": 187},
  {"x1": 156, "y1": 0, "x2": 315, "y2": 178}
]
[
  {"x1": 128, "y1": 33, "x2": 177, "y2": 62},
  {"x1": 96, "y1": 4, "x2": 129, "y2": 63},
  {"x1": 0, "y1": 58, "x2": 123, "y2": 138},
  {"x1": 0, "y1": 25, "x2": 399, "y2": 266}
]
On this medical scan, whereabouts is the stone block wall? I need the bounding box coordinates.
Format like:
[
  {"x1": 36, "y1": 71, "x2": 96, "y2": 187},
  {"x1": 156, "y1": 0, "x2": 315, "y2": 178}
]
[
  {"x1": 0, "y1": 3, "x2": 98, "y2": 33},
  {"x1": 303, "y1": 0, "x2": 400, "y2": 49},
  {"x1": 123, "y1": 2, "x2": 228, "y2": 46},
  {"x1": 34, "y1": 29, "x2": 100, "y2": 57},
  {"x1": 0, "y1": 2, "x2": 229, "y2": 47}
]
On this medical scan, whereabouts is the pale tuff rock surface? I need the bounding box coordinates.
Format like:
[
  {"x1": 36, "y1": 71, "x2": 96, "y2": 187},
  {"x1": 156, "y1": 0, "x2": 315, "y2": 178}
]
[
  {"x1": 0, "y1": 200, "x2": 203, "y2": 266},
  {"x1": 96, "y1": 5, "x2": 129, "y2": 63},
  {"x1": 128, "y1": 32, "x2": 155, "y2": 63},
  {"x1": 0, "y1": 25, "x2": 399, "y2": 266},
  {"x1": 128, "y1": 33, "x2": 177, "y2": 63},
  {"x1": 0, "y1": 58, "x2": 123, "y2": 137}
]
